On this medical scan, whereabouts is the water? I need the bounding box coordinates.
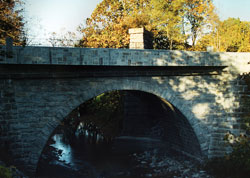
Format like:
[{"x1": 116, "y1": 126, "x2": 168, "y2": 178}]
[
  {"x1": 36, "y1": 133, "x2": 166, "y2": 178},
  {"x1": 51, "y1": 135, "x2": 73, "y2": 165}
]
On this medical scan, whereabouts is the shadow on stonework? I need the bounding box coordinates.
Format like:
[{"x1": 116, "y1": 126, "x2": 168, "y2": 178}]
[{"x1": 36, "y1": 90, "x2": 202, "y2": 178}]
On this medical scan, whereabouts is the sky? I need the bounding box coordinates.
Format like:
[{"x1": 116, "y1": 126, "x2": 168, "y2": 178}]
[
  {"x1": 24, "y1": 0, "x2": 102, "y2": 45},
  {"x1": 24, "y1": 0, "x2": 250, "y2": 46},
  {"x1": 213, "y1": 0, "x2": 250, "y2": 21}
]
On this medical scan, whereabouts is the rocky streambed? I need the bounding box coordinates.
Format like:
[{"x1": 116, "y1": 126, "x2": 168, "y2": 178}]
[
  {"x1": 36, "y1": 135, "x2": 214, "y2": 178},
  {"x1": 130, "y1": 150, "x2": 213, "y2": 178}
]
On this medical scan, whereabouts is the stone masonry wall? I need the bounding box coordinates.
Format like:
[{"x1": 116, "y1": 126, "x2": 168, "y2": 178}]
[
  {"x1": 0, "y1": 73, "x2": 248, "y2": 175},
  {"x1": 0, "y1": 45, "x2": 250, "y2": 175},
  {"x1": 0, "y1": 45, "x2": 249, "y2": 74},
  {"x1": 0, "y1": 79, "x2": 17, "y2": 158},
  {"x1": 122, "y1": 90, "x2": 202, "y2": 158}
]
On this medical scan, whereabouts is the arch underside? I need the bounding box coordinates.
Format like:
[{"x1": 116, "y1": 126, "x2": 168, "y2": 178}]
[{"x1": 12, "y1": 77, "x2": 215, "y2": 175}]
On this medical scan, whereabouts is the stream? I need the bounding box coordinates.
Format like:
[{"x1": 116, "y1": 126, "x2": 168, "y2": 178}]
[
  {"x1": 36, "y1": 132, "x2": 212, "y2": 178},
  {"x1": 36, "y1": 133, "x2": 167, "y2": 178}
]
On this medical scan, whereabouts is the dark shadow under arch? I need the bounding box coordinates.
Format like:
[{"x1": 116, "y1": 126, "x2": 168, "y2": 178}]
[
  {"x1": 36, "y1": 90, "x2": 202, "y2": 176},
  {"x1": 121, "y1": 90, "x2": 202, "y2": 158}
]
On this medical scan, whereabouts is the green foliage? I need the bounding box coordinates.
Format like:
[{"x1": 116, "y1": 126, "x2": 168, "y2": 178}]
[
  {"x1": 0, "y1": 166, "x2": 12, "y2": 178},
  {"x1": 61, "y1": 91, "x2": 124, "y2": 140},
  {"x1": 148, "y1": 0, "x2": 187, "y2": 50},
  {"x1": 197, "y1": 18, "x2": 250, "y2": 52},
  {"x1": 80, "y1": 91, "x2": 124, "y2": 139}
]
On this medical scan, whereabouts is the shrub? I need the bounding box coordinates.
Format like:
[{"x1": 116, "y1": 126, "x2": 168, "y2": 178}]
[
  {"x1": 0, "y1": 165, "x2": 12, "y2": 178},
  {"x1": 204, "y1": 133, "x2": 250, "y2": 178}
]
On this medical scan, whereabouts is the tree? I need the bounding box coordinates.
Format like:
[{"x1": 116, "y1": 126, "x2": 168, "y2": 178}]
[
  {"x1": 197, "y1": 18, "x2": 250, "y2": 52},
  {"x1": 218, "y1": 18, "x2": 250, "y2": 52},
  {"x1": 0, "y1": 166, "x2": 12, "y2": 178},
  {"x1": 78, "y1": 0, "x2": 217, "y2": 50},
  {"x1": 77, "y1": 91, "x2": 124, "y2": 140},
  {"x1": 48, "y1": 30, "x2": 78, "y2": 47},
  {"x1": 0, "y1": 0, "x2": 26, "y2": 46},
  {"x1": 184, "y1": 0, "x2": 216, "y2": 47},
  {"x1": 61, "y1": 91, "x2": 124, "y2": 142},
  {"x1": 78, "y1": 0, "x2": 151, "y2": 48},
  {"x1": 148, "y1": 0, "x2": 187, "y2": 50},
  {"x1": 77, "y1": 0, "x2": 186, "y2": 49}
]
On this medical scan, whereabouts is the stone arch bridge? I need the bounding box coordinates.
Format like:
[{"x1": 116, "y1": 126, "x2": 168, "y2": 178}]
[{"x1": 0, "y1": 45, "x2": 249, "y2": 175}]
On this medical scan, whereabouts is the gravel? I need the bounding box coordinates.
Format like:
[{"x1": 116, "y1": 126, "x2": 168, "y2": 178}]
[{"x1": 131, "y1": 149, "x2": 213, "y2": 178}]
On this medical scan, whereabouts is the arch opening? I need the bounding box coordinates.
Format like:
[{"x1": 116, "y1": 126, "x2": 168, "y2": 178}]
[{"x1": 36, "y1": 90, "x2": 202, "y2": 177}]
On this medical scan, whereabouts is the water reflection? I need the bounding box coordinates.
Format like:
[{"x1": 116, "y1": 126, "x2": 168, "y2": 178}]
[
  {"x1": 51, "y1": 134, "x2": 73, "y2": 165},
  {"x1": 75, "y1": 122, "x2": 106, "y2": 145},
  {"x1": 37, "y1": 126, "x2": 168, "y2": 178}
]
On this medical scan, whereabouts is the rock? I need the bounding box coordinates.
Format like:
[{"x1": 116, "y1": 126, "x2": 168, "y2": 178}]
[
  {"x1": 157, "y1": 160, "x2": 165, "y2": 167},
  {"x1": 192, "y1": 173, "x2": 200, "y2": 178},
  {"x1": 10, "y1": 167, "x2": 29, "y2": 178},
  {"x1": 58, "y1": 149, "x2": 63, "y2": 155},
  {"x1": 183, "y1": 168, "x2": 190, "y2": 175},
  {"x1": 131, "y1": 149, "x2": 214, "y2": 178}
]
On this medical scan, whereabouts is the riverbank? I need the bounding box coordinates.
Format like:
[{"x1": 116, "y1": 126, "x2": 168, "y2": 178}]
[{"x1": 0, "y1": 160, "x2": 28, "y2": 178}]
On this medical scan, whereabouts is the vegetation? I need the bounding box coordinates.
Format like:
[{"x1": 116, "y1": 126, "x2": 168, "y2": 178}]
[
  {"x1": 196, "y1": 18, "x2": 250, "y2": 52},
  {"x1": 0, "y1": 165, "x2": 12, "y2": 178},
  {"x1": 60, "y1": 91, "x2": 124, "y2": 142},
  {"x1": 0, "y1": 0, "x2": 26, "y2": 46},
  {"x1": 77, "y1": 0, "x2": 250, "y2": 52},
  {"x1": 204, "y1": 134, "x2": 250, "y2": 178},
  {"x1": 77, "y1": 0, "x2": 216, "y2": 50},
  {"x1": 48, "y1": 30, "x2": 77, "y2": 47},
  {"x1": 204, "y1": 73, "x2": 250, "y2": 178},
  {"x1": 78, "y1": 90, "x2": 124, "y2": 139}
]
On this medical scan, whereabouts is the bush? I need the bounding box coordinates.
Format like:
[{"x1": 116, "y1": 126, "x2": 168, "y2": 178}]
[
  {"x1": 204, "y1": 133, "x2": 250, "y2": 178},
  {"x1": 0, "y1": 165, "x2": 12, "y2": 178}
]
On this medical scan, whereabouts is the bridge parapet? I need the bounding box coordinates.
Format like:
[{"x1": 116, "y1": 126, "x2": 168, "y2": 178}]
[{"x1": 0, "y1": 46, "x2": 249, "y2": 74}]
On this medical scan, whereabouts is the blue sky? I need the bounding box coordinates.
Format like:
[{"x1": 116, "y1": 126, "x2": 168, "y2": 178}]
[
  {"x1": 24, "y1": 0, "x2": 102, "y2": 44},
  {"x1": 24, "y1": 0, "x2": 250, "y2": 45},
  {"x1": 213, "y1": 0, "x2": 250, "y2": 21},
  {"x1": 25, "y1": 0, "x2": 102, "y2": 33}
]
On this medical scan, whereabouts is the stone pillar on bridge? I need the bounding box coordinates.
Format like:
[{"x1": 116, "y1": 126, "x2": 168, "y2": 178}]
[{"x1": 129, "y1": 28, "x2": 153, "y2": 49}]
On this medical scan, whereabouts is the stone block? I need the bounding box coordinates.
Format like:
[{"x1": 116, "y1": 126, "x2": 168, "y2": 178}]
[{"x1": 128, "y1": 28, "x2": 144, "y2": 34}]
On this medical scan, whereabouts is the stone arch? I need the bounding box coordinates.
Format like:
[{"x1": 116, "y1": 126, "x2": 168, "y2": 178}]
[{"x1": 35, "y1": 78, "x2": 209, "y2": 174}]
